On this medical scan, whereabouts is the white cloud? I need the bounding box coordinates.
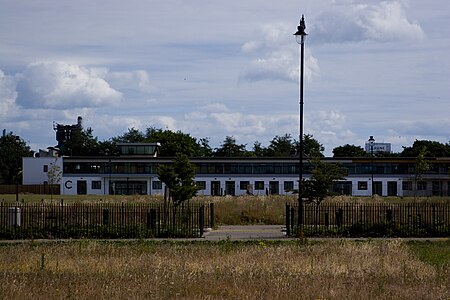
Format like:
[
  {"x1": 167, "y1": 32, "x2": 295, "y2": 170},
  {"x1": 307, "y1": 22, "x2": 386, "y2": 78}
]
[
  {"x1": 313, "y1": 1, "x2": 425, "y2": 43},
  {"x1": 106, "y1": 70, "x2": 158, "y2": 94},
  {"x1": 0, "y1": 69, "x2": 17, "y2": 119},
  {"x1": 15, "y1": 61, "x2": 122, "y2": 109}
]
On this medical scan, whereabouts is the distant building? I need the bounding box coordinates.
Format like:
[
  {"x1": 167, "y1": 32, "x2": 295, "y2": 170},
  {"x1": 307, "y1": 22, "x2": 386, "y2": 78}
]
[{"x1": 365, "y1": 141, "x2": 391, "y2": 154}]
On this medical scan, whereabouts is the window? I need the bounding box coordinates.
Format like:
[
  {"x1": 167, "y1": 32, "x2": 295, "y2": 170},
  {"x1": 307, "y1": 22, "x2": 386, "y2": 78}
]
[
  {"x1": 358, "y1": 181, "x2": 368, "y2": 190},
  {"x1": 91, "y1": 181, "x2": 102, "y2": 190},
  {"x1": 196, "y1": 181, "x2": 206, "y2": 190},
  {"x1": 152, "y1": 181, "x2": 163, "y2": 190},
  {"x1": 43, "y1": 165, "x2": 48, "y2": 172},
  {"x1": 255, "y1": 181, "x2": 264, "y2": 190},
  {"x1": 240, "y1": 181, "x2": 250, "y2": 190},
  {"x1": 284, "y1": 181, "x2": 294, "y2": 192},
  {"x1": 417, "y1": 181, "x2": 427, "y2": 191},
  {"x1": 402, "y1": 181, "x2": 412, "y2": 191}
]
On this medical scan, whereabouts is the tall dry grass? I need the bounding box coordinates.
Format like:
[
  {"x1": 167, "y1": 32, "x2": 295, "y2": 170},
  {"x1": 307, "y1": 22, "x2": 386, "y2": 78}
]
[{"x1": 0, "y1": 240, "x2": 448, "y2": 299}]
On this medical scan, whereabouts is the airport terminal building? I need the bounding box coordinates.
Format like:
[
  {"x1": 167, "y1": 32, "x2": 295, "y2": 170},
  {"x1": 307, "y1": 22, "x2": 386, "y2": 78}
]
[{"x1": 23, "y1": 143, "x2": 450, "y2": 197}]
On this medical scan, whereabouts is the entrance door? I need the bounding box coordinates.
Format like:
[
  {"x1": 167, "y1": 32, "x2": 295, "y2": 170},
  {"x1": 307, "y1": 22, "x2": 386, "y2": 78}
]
[
  {"x1": 373, "y1": 181, "x2": 382, "y2": 196},
  {"x1": 387, "y1": 181, "x2": 397, "y2": 196},
  {"x1": 77, "y1": 180, "x2": 87, "y2": 195},
  {"x1": 211, "y1": 181, "x2": 221, "y2": 196},
  {"x1": 269, "y1": 181, "x2": 279, "y2": 195},
  {"x1": 225, "y1": 181, "x2": 235, "y2": 196}
]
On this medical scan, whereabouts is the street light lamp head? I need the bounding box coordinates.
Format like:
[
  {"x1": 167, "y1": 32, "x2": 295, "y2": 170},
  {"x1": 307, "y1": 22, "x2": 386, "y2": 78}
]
[{"x1": 294, "y1": 15, "x2": 308, "y2": 44}]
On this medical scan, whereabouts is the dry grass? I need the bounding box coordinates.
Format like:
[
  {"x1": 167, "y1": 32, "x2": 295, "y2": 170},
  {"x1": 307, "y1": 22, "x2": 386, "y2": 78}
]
[{"x1": 0, "y1": 240, "x2": 448, "y2": 299}]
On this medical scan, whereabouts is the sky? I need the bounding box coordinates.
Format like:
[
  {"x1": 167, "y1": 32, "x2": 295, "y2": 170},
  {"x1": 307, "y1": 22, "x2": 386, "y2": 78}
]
[{"x1": 1, "y1": 0, "x2": 449, "y2": 156}]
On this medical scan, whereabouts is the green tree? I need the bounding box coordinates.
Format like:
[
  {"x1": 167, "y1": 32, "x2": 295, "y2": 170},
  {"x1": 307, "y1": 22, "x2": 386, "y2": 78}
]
[
  {"x1": 213, "y1": 136, "x2": 249, "y2": 157},
  {"x1": 64, "y1": 127, "x2": 100, "y2": 156},
  {"x1": 146, "y1": 127, "x2": 202, "y2": 157},
  {"x1": 252, "y1": 141, "x2": 266, "y2": 157},
  {"x1": 301, "y1": 154, "x2": 347, "y2": 225},
  {"x1": 266, "y1": 134, "x2": 295, "y2": 157},
  {"x1": 47, "y1": 158, "x2": 62, "y2": 200},
  {"x1": 0, "y1": 133, "x2": 33, "y2": 184},
  {"x1": 333, "y1": 144, "x2": 365, "y2": 157},
  {"x1": 294, "y1": 134, "x2": 325, "y2": 158},
  {"x1": 157, "y1": 153, "x2": 199, "y2": 207},
  {"x1": 112, "y1": 128, "x2": 146, "y2": 143},
  {"x1": 413, "y1": 146, "x2": 430, "y2": 199},
  {"x1": 401, "y1": 140, "x2": 450, "y2": 157}
]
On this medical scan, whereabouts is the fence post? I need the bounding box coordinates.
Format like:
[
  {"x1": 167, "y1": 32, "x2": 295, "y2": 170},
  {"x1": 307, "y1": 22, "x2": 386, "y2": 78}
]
[
  {"x1": 210, "y1": 203, "x2": 215, "y2": 229},
  {"x1": 324, "y1": 212, "x2": 329, "y2": 227},
  {"x1": 386, "y1": 208, "x2": 392, "y2": 223},
  {"x1": 336, "y1": 208, "x2": 343, "y2": 228},
  {"x1": 199, "y1": 205, "x2": 205, "y2": 237},
  {"x1": 286, "y1": 203, "x2": 291, "y2": 236},
  {"x1": 103, "y1": 208, "x2": 109, "y2": 225}
]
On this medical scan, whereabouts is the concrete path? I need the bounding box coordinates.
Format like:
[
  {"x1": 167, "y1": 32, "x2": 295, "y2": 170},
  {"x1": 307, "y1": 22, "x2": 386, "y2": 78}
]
[{"x1": 204, "y1": 225, "x2": 286, "y2": 241}]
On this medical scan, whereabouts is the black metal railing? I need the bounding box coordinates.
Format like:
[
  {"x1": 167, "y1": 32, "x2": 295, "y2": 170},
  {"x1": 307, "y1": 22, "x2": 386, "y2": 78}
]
[
  {"x1": 286, "y1": 203, "x2": 450, "y2": 237},
  {"x1": 0, "y1": 202, "x2": 214, "y2": 239}
]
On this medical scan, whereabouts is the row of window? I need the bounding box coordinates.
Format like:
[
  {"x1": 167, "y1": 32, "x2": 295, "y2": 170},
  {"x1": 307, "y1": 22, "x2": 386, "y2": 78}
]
[
  {"x1": 356, "y1": 181, "x2": 428, "y2": 191},
  {"x1": 151, "y1": 180, "x2": 295, "y2": 191}
]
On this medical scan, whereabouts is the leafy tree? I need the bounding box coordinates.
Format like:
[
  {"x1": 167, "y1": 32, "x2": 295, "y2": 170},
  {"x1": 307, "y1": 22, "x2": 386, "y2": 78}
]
[
  {"x1": 413, "y1": 146, "x2": 430, "y2": 199},
  {"x1": 47, "y1": 158, "x2": 62, "y2": 200},
  {"x1": 157, "y1": 153, "x2": 199, "y2": 207},
  {"x1": 0, "y1": 133, "x2": 33, "y2": 184},
  {"x1": 64, "y1": 127, "x2": 100, "y2": 156},
  {"x1": 266, "y1": 134, "x2": 296, "y2": 157},
  {"x1": 401, "y1": 140, "x2": 450, "y2": 157},
  {"x1": 333, "y1": 144, "x2": 365, "y2": 157},
  {"x1": 294, "y1": 134, "x2": 325, "y2": 158},
  {"x1": 112, "y1": 128, "x2": 146, "y2": 143},
  {"x1": 252, "y1": 141, "x2": 266, "y2": 157},
  {"x1": 146, "y1": 127, "x2": 202, "y2": 157},
  {"x1": 214, "y1": 136, "x2": 249, "y2": 157},
  {"x1": 301, "y1": 154, "x2": 347, "y2": 225},
  {"x1": 197, "y1": 137, "x2": 213, "y2": 157}
]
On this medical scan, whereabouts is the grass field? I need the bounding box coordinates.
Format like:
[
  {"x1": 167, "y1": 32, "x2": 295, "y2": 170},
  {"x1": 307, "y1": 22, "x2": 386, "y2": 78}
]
[{"x1": 0, "y1": 239, "x2": 448, "y2": 299}]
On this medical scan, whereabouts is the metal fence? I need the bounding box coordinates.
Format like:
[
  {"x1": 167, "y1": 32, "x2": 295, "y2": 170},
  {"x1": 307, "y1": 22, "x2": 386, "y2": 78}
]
[
  {"x1": 0, "y1": 202, "x2": 214, "y2": 239},
  {"x1": 286, "y1": 203, "x2": 450, "y2": 237}
]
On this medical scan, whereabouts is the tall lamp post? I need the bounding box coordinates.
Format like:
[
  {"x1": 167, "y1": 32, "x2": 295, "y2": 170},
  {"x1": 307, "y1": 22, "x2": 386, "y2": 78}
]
[
  {"x1": 15, "y1": 135, "x2": 21, "y2": 203},
  {"x1": 294, "y1": 15, "x2": 307, "y2": 225},
  {"x1": 369, "y1": 136, "x2": 375, "y2": 196}
]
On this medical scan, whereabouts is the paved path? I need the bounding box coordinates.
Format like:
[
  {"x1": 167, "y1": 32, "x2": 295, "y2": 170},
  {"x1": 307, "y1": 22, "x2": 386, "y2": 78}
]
[{"x1": 204, "y1": 225, "x2": 286, "y2": 241}]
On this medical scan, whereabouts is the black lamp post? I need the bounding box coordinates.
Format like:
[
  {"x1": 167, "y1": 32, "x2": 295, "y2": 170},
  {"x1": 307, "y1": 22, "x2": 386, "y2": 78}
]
[
  {"x1": 15, "y1": 135, "x2": 21, "y2": 203},
  {"x1": 294, "y1": 15, "x2": 307, "y2": 225},
  {"x1": 369, "y1": 135, "x2": 375, "y2": 196}
]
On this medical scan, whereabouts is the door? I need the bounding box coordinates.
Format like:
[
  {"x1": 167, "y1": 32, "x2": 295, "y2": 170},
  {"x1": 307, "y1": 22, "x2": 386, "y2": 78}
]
[
  {"x1": 373, "y1": 181, "x2": 382, "y2": 196},
  {"x1": 387, "y1": 181, "x2": 397, "y2": 196},
  {"x1": 269, "y1": 181, "x2": 279, "y2": 195},
  {"x1": 225, "y1": 181, "x2": 235, "y2": 196},
  {"x1": 77, "y1": 180, "x2": 87, "y2": 195},
  {"x1": 211, "y1": 181, "x2": 221, "y2": 196}
]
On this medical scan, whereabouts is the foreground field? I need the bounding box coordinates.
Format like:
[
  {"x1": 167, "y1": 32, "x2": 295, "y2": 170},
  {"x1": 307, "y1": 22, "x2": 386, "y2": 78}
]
[{"x1": 0, "y1": 240, "x2": 449, "y2": 299}]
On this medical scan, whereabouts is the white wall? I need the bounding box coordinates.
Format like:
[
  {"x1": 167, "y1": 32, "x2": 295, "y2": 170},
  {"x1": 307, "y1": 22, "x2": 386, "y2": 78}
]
[{"x1": 22, "y1": 157, "x2": 62, "y2": 185}]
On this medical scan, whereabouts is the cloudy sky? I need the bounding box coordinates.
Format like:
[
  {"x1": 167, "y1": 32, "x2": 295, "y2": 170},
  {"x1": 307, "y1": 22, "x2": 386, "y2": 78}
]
[{"x1": 1, "y1": 0, "x2": 449, "y2": 156}]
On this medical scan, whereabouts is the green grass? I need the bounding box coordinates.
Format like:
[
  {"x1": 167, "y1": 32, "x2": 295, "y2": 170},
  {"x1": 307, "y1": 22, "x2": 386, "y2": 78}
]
[{"x1": 407, "y1": 239, "x2": 450, "y2": 268}]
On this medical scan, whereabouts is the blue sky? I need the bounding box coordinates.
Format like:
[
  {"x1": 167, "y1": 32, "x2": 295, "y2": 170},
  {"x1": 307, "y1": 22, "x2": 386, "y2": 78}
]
[{"x1": 1, "y1": 0, "x2": 449, "y2": 156}]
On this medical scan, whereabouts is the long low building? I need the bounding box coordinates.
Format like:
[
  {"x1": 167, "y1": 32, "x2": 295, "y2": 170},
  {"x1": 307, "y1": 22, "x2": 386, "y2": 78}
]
[{"x1": 23, "y1": 143, "x2": 450, "y2": 197}]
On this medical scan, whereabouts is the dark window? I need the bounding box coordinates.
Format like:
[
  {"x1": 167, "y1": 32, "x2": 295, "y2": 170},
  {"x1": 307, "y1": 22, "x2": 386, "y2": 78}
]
[
  {"x1": 255, "y1": 181, "x2": 264, "y2": 190},
  {"x1": 152, "y1": 181, "x2": 162, "y2": 190},
  {"x1": 402, "y1": 181, "x2": 412, "y2": 191},
  {"x1": 196, "y1": 181, "x2": 206, "y2": 190},
  {"x1": 358, "y1": 181, "x2": 368, "y2": 190},
  {"x1": 284, "y1": 181, "x2": 294, "y2": 191},
  {"x1": 92, "y1": 181, "x2": 102, "y2": 190},
  {"x1": 43, "y1": 165, "x2": 48, "y2": 172},
  {"x1": 417, "y1": 181, "x2": 427, "y2": 190},
  {"x1": 240, "y1": 181, "x2": 250, "y2": 190}
]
